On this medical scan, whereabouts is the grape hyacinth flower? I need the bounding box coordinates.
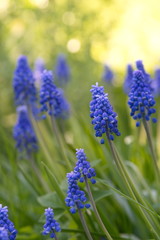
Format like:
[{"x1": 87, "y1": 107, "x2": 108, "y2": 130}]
[
  {"x1": 0, "y1": 228, "x2": 8, "y2": 240},
  {"x1": 74, "y1": 149, "x2": 96, "y2": 184},
  {"x1": 33, "y1": 58, "x2": 45, "y2": 86},
  {"x1": 40, "y1": 70, "x2": 70, "y2": 118},
  {"x1": 0, "y1": 205, "x2": 17, "y2": 240},
  {"x1": 90, "y1": 83, "x2": 121, "y2": 143},
  {"x1": 152, "y1": 68, "x2": 160, "y2": 96},
  {"x1": 102, "y1": 65, "x2": 114, "y2": 84},
  {"x1": 42, "y1": 208, "x2": 61, "y2": 239},
  {"x1": 13, "y1": 105, "x2": 38, "y2": 155},
  {"x1": 55, "y1": 54, "x2": 70, "y2": 85},
  {"x1": 13, "y1": 55, "x2": 37, "y2": 106},
  {"x1": 123, "y1": 64, "x2": 133, "y2": 94},
  {"x1": 128, "y1": 70, "x2": 157, "y2": 127},
  {"x1": 65, "y1": 171, "x2": 91, "y2": 214}
]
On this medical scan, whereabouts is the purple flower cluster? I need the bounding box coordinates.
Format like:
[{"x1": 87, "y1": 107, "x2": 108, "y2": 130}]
[
  {"x1": 55, "y1": 54, "x2": 70, "y2": 85},
  {"x1": 13, "y1": 55, "x2": 37, "y2": 106},
  {"x1": 13, "y1": 106, "x2": 38, "y2": 155},
  {"x1": 0, "y1": 228, "x2": 8, "y2": 240},
  {"x1": 128, "y1": 70, "x2": 157, "y2": 127},
  {"x1": 33, "y1": 58, "x2": 45, "y2": 84},
  {"x1": 42, "y1": 208, "x2": 61, "y2": 239},
  {"x1": 74, "y1": 149, "x2": 96, "y2": 184},
  {"x1": 102, "y1": 65, "x2": 114, "y2": 84},
  {"x1": 90, "y1": 83, "x2": 121, "y2": 143},
  {"x1": 123, "y1": 64, "x2": 133, "y2": 94},
  {"x1": 40, "y1": 70, "x2": 70, "y2": 118},
  {"x1": 65, "y1": 172, "x2": 90, "y2": 214},
  {"x1": 0, "y1": 205, "x2": 17, "y2": 240}
]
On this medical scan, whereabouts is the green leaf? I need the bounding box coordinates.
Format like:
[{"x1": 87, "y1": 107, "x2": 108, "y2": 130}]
[
  {"x1": 37, "y1": 192, "x2": 65, "y2": 209},
  {"x1": 92, "y1": 189, "x2": 112, "y2": 202}
]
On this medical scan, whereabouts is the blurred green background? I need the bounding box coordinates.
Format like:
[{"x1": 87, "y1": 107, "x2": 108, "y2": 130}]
[{"x1": 1, "y1": 0, "x2": 160, "y2": 239}]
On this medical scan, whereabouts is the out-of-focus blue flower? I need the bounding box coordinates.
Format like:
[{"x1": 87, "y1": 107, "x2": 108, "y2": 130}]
[
  {"x1": 90, "y1": 83, "x2": 121, "y2": 143},
  {"x1": 102, "y1": 65, "x2": 114, "y2": 84},
  {"x1": 152, "y1": 68, "x2": 160, "y2": 96},
  {"x1": 65, "y1": 171, "x2": 90, "y2": 214},
  {"x1": 74, "y1": 149, "x2": 96, "y2": 184},
  {"x1": 33, "y1": 58, "x2": 45, "y2": 86},
  {"x1": 13, "y1": 55, "x2": 37, "y2": 106},
  {"x1": 0, "y1": 205, "x2": 17, "y2": 240},
  {"x1": 123, "y1": 64, "x2": 133, "y2": 94},
  {"x1": 55, "y1": 54, "x2": 70, "y2": 85},
  {"x1": 13, "y1": 106, "x2": 38, "y2": 155},
  {"x1": 40, "y1": 70, "x2": 70, "y2": 118},
  {"x1": 136, "y1": 60, "x2": 151, "y2": 84},
  {"x1": 128, "y1": 70, "x2": 157, "y2": 126},
  {"x1": 0, "y1": 228, "x2": 8, "y2": 240},
  {"x1": 42, "y1": 208, "x2": 61, "y2": 239}
]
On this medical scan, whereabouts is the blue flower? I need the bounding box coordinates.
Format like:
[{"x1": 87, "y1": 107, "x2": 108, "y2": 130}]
[
  {"x1": 128, "y1": 70, "x2": 156, "y2": 126},
  {"x1": 33, "y1": 58, "x2": 45, "y2": 85},
  {"x1": 123, "y1": 64, "x2": 133, "y2": 94},
  {"x1": 13, "y1": 106, "x2": 38, "y2": 155},
  {"x1": 13, "y1": 55, "x2": 37, "y2": 106},
  {"x1": 65, "y1": 171, "x2": 90, "y2": 213},
  {"x1": 55, "y1": 54, "x2": 70, "y2": 85},
  {"x1": 102, "y1": 65, "x2": 114, "y2": 84},
  {"x1": 152, "y1": 68, "x2": 160, "y2": 96},
  {"x1": 136, "y1": 60, "x2": 151, "y2": 85},
  {"x1": 42, "y1": 208, "x2": 61, "y2": 239},
  {"x1": 74, "y1": 149, "x2": 96, "y2": 184},
  {"x1": 90, "y1": 83, "x2": 121, "y2": 143},
  {"x1": 0, "y1": 228, "x2": 8, "y2": 240},
  {"x1": 40, "y1": 70, "x2": 70, "y2": 118},
  {"x1": 0, "y1": 205, "x2": 17, "y2": 240}
]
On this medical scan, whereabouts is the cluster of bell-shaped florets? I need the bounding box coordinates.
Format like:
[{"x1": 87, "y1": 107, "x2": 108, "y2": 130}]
[
  {"x1": 152, "y1": 68, "x2": 160, "y2": 96},
  {"x1": 123, "y1": 64, "x2": 133, "y2": 94},
  {"x1": 13, "y1": 106, "x2": 38, "y2": 155},
  {"x1": 55, "y1": 54, "x2": 70, "y2": 85},
  {"x1": 102, "y1": 65, "x2": 114, "y2": 84},
  {"x1": 90, "y1": 83, "x2": 121, "y2": 143},
  {"x1": 42, "y1": 208, "x2": 61, "y2": 239},
  {"x1": 128, "y1": 70, "x2": 157, "y2": 127},
  {"x1": 0, "y1": 228, "x2": 8, "y2": 240},
  {"x1": 65, "y1": 171, "x2": 91, "y2": 214},
  {"x1": 0, "y1": 205, "x2": 17, "y2": 240},
  {"x1": 74, "y1": 149, "x2": 96, "y2": 184},
  {"x1": 13, "y1": 55, "x2": 37, "y2": 106},
  {"x1": 40, "y1": 70, "x2": 70, "y2": 118}
]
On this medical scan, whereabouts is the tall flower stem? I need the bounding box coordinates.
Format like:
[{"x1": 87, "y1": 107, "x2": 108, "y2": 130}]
[
  {"x1": 50, "y1": 115, "x2": 72, "y2": 170},
  {"x1": 142, "y1": 118, "x2": 160, "y2": 181},
  {"x1": 77, "y1": 205, "x2": 93, "y2": 240},
  {"x1": 84, "y1": 176, "x2": 113, "y2": 240},
  {"x1": 54, "y1": 231, "x2": 58, "y2": 240},
  {"x1": 106, "y1": 133, "x2": 160, "y2": 239}
]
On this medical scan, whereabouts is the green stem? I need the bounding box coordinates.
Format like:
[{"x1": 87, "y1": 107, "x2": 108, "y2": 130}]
[
  {"x1": 77, "y1": 206, "x2": 94, "y2": 240},
  {"x1": 50, "y1": 115, "x2": 72, "y2": 170},
  {"x1": 54, "y1": 231, "x2": 58, "y2": 240},
  {"x1": 142, "y1": 118, "x2": 160, "y2": 181},
  {"x1": 84, "y1": 176, "x2": 113, "y2": 240},
  {"x1": 106, "y1": 133, "x2": 160, "y2": 239}
]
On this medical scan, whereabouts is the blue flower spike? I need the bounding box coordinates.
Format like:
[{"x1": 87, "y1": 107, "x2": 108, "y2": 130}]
[
  {"x1": 34, "y1": 58, "x2": 45, "y2": 84},
  {"x1": 0, "y1": 205, "x2": 17, "y2": 240},
  {"x1": 13, "y1": 55, "x2": 37, "y2": 106},
  {"x1": 123, "y1": 64, "x2": 133, "y2": 94},
  {"x1": 65, "y1": 171, "x2": 91, "y2": 214},
  {"x1": 40, "y1": 70, "x2": 70, "y2": 118},
  {"x1": 75, "y1": 149, "x2": 96, "y2": 184},
  {"x1": 55, "y1": 54, "x2": 70, "y2": 85},
  {"x1": 102, "y1": 65, "x2": 114, "y2": 84},
  {"x1": 90, "y1": 82, "x2": 121, "y2": 143},
  {"x1": 128, "y1": 70, "x2": 156, "y2": 126},
  {"x1": 13, "y1": 105, "x2": 38, "y2": 155},
  {"x1": 42, "y1": 208, "x2": 61, "y2": 239}
]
